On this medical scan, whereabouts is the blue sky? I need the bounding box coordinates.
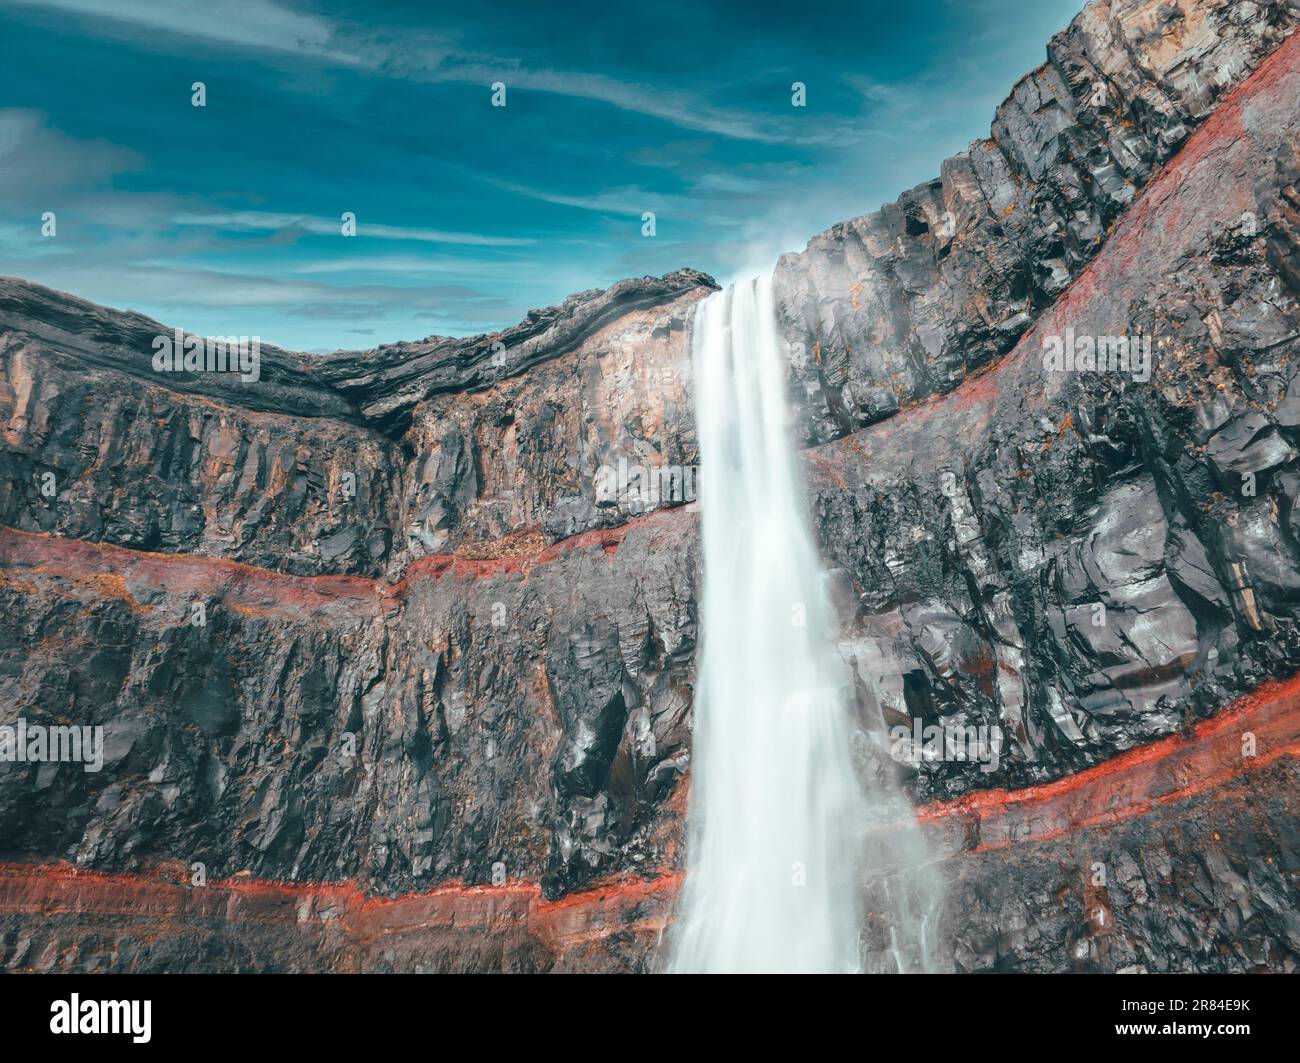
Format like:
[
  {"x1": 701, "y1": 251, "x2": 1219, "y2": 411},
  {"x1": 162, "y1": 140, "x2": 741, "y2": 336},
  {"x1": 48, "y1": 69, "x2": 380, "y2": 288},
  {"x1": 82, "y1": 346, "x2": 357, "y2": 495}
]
[{"x1": 0, "y1": 0, "x2": 1083, "y2": 352}]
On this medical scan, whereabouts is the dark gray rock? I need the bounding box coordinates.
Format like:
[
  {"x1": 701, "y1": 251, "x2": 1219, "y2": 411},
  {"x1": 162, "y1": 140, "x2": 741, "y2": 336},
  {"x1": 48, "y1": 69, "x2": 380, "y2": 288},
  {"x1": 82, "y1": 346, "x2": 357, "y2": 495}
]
[
  {"x1": 772, "y1": 0, "x2": 1300, "y2": 444},
  {"x1": 1, "y1": 0, "x2": 1298, "y2": 976}
]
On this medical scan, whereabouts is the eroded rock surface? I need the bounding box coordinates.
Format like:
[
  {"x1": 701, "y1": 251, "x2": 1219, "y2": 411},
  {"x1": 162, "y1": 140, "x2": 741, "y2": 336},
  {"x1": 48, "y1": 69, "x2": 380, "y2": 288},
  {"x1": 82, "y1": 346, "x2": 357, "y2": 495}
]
[
  {"x1": 0, "y1": 0, "x2": 1298, "y2": 973},
  {"x1": 0, "y1": 272, "x2": 713, "y2": 578},
  {"x1": 774, "y1": 0, "x2": 1300, "y2": 442},
  {"x1": 809, "y1": 32, "x2": 1300, "y2": 799}
]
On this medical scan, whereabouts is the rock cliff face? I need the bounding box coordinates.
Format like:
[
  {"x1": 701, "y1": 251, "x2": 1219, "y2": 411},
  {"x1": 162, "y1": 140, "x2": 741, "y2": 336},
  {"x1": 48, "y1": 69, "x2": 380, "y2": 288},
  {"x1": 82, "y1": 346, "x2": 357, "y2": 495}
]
[
  {"x1": 0, "y1": 268, "x2": 713, "y2": 578},
  {"x1": 1, "y1": 0, "x2": 1298, "y2": 973},
  {"x1": 774, "y1": 0, "x2": 1300, "y2": 443}
]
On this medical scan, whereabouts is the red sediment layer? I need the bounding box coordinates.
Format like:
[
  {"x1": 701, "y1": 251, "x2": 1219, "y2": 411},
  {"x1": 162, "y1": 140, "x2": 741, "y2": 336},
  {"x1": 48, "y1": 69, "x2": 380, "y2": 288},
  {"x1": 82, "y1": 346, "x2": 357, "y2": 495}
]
[
  {"x1": 3, "y1": 674, "x2": 1295, "y2": 953},
  {"x1": 0, "y1": 505, "x2": 695, "y2": 614},
  {"x1": 400, "y1": 506, "x2": 691, "y2": 590},
  {"x1": 0, "y1": 525, "x2": 385, "y2": 616},
  {"x1": 0, "y1": 861, "x2": 682, "y2": 955},
  {"x1": 915, "y1": 672, "x2": 1300, "y2": 855}
]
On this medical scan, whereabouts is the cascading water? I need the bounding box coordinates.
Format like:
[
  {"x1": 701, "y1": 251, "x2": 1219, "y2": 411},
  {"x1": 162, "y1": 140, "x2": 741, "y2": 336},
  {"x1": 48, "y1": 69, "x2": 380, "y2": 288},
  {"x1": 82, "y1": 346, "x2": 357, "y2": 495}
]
[{"x1": 668, "y1": 273, "x2": 942, "y2": 974}]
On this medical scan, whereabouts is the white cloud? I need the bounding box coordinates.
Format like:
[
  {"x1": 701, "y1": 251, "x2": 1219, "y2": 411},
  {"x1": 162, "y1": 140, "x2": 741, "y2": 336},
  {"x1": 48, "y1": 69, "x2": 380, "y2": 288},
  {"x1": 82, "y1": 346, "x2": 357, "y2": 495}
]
[
  {"x1": 3, "y1": 0, "x2": 358, "y2": 61},
  {"x1": 173, "y1": 210, "x2": 535, "y2": 246},
  {"x1": 0, "y1": 108, "x2": 142, "y2": 200},
  {"x1": 482, "y1": 178, "x2": 685, "y2": 217},
  {"x1": 4, "y1": 0, "x2": 799, "y2": 143}
]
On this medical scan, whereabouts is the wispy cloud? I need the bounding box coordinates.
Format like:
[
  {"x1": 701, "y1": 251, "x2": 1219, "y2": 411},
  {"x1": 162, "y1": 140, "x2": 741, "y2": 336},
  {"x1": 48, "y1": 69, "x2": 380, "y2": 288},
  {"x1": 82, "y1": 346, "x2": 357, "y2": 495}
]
[
  {"x1": 483, "y1": 178, "x2": 690, "y2": 218},
  {"x1": 3, "y1": 0, "x2": 359, "y2": 61},
  {"x1": 173, "y1": 210, "x2": 535, "y2": 246},
  {"x1": 6, "y1": 0, "x2": 796, "y2": 143},
  {"x1": 0, "y1": 108, "x2": 142, "y2": 200},
  {"x1": 432, "y1": 62, "x2": 793, "y2": 143}
]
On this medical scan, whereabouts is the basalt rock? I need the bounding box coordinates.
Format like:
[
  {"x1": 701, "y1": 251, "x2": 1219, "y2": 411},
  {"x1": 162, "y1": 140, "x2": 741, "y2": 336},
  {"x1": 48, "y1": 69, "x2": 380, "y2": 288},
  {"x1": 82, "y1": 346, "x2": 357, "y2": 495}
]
[
  {"x1": 400, "y1": 287, "x2": 708, "y2": 558},
  {"x1": 773, "y1": 0, "x2": 1300, "y2": 443},
  {"x1": 0, "y1": 326, "x2": 405, "y2": 577},
  {"x1": 0, "y1": 272, "x2": 713, "y2": 578},
  {"x1": 810, "y1": 29, "x2": 1300, "y2": 801},
  {"x1": 0, "y1": 513, "x2": 697, "y2": 900},
  {"x1": 3, "y1": 677, "x2": 1295, "y2": 972},
  {"x1": 1, "y1": 0, "x2": 1299, "y2": 974},
  {"x1": 314, "y1": 268, "x2": 715, "y2": 438}
]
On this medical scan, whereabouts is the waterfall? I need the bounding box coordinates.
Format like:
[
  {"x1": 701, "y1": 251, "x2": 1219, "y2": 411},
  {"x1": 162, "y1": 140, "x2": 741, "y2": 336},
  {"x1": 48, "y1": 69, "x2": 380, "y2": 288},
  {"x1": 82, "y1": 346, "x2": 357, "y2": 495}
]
[{"x1": 668, "y1": 274, "x2": 942, "y2": 974}]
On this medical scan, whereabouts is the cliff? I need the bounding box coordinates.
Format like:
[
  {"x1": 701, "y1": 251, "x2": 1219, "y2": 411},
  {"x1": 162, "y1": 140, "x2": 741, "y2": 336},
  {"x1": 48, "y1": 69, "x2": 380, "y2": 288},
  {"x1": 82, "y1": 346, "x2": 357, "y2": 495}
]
[{"x1": 1, "y1": 0, "x2": 1298, "y2": 972}]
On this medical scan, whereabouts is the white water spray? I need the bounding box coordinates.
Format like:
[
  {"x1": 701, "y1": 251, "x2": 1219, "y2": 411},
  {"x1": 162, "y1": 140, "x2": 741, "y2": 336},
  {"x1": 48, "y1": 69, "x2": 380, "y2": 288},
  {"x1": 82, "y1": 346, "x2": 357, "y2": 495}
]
[{"x1": 668, "y1": 274, "x2": 944, "y2": 974}]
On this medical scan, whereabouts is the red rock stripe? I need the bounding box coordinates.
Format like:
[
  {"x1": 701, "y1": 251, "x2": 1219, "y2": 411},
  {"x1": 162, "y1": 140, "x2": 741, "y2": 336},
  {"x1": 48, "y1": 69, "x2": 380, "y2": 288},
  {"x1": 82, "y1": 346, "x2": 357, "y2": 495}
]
[
  {"x1": 1, "y1": 673, "x2": 1295, "y2": 945},
  {"x1": 914, "y1": 673, "x2": 1300, "y2": 855},
  {"x1": 0, "y1": 507, "x2": 694, "y2": 612}
]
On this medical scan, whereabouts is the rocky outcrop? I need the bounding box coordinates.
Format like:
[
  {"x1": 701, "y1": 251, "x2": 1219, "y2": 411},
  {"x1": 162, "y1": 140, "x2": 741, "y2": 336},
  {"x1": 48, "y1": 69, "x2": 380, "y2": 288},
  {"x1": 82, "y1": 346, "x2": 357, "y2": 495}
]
[
  {"x1": 399, "y1": 287, "x2": 707, "y2": 558},
  {"x1": 0, "y1": 330, "x2": 405, "y2": 577},
  {"x1": 0, "y1": 280, "x2": 361, "y2": 423},
  {"x1": 773, "y1": 0, "x2": 1300, "y2": 443},
  {"x1": 810, "y1": 26, "x2": 1300, "y2": 798},
  {"x1": 1, "y1": 0, "x2": 1298, "y2": 973},
  {"x1": 0, "y1": 271, "x2": 713, "y2": 577},
  {"x1": 316, "y1": 269, "x2": 714, "y2": 437},
  {"x1": 5, "y1": 676, "x2": 1294, "y2": 972}
]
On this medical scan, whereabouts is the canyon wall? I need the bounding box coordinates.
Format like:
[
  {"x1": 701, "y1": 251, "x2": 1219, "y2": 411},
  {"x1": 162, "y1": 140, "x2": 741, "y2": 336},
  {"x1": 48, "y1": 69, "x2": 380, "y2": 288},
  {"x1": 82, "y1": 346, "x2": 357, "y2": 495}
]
[{"x1": 1, "y1": 0, "x2": 1298, "y2": 972}]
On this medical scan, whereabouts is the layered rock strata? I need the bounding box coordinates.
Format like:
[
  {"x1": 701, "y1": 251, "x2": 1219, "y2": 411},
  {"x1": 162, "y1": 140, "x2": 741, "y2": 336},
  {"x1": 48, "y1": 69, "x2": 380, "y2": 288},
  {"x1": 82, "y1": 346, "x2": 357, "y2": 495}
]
[{"x1": 1, "y1": 0, "x2": 1297, "y2": 972}]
